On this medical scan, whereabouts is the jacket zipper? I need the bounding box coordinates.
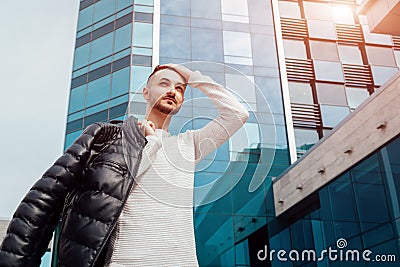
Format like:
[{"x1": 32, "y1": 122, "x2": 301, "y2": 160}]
[{"x1": 89, "y1": 148, "x2": 144, "y2": 267}]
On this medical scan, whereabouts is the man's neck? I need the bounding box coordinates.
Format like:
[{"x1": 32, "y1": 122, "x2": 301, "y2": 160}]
[{"x1": 146, "y1": 110, "x2": 171, "y2": 131}]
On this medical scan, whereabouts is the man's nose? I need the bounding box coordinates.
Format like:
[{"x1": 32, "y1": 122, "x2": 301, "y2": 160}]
[{"x1": 167, "y1": 87, "x2": 176, "y2": 94}]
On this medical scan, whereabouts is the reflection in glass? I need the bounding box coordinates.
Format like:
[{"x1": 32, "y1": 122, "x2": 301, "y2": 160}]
[
  {"x1": 370, "y1": 65, "x2": 399, "y2": 86},
  {"x1": 223, "y1": 31, "x2": 252, "y2": 57},
  {"x1": 283, "y1": 39, "x2": 307, "y2": 59},
  {"x1": 294, "y1": 128, "x2": 319, "y2": 157},
  {"x1": 345, "y1": 87, "x2": 369, "y2": 110},
  {"x1": 316, "y1": 83, "x2": 347, "y2": 106},
  {"x1": 314, "y1": 60, "x2": 345, "y2": 82},
  {"x1": 73, "y1": 43, "x2": 91, "y2": 70},
  {"x1": 191, "y1": 0, "x2": 221, "y2": 20},
  {"x1": 308, "y1": 20, "x2": 337, "y2": 40},
  {"x1": 160, "y1": 0, "x2": 190, "y2": 16},
  {"x1": 278, "y1": 1, "x2": 301, "y2": 18},
  {"x1": 310, "y1": 41, "x2": 339, "y2": 61},
  {"x1": 133, "y1": 22, "x2": 153, "y2": 48},
  {"x1": 365, "y1": 46, "x2": 397, "y2": 67},
  {"x1": 160, "y1": 24, "x2": 191, "y2": 59},
  {"x1": 288, "y1": 82, "x2": 313, "y2": 104},
  {"x1": 86, "y1": 75, "x2": 111, "y2": 107},
  {"x1": 111, "y1": 67, "x2": 130, "y2": 98},
  {"x1": 303, "y1": 1, "x2": 332, "y2": 21},
  {"x1": 93, "y1": 0, "x2": 116, "y2": 23},
  {"x1": 331, "y1": 5, "x2": 354, "y2": 24},
  {"x1": 221, "y1": 0, "x2": 248, "y2": 17},
  {"x1": 338, "y1": 45, "x2": 363, "y2": 65},
  {"x1": 90, "y1": 32, "x2": 114, "y2": 63},
  {"x1": 320, "y1": 104, "x2": 350, "y2": 128},
  {"x1": 114, "y1": 23, "x2": 132, "y2": 52},
  {"x1": 192, "y1": 28, "x2": 224, "y2": 62},
  {"x1": 69, "y1": 85, "x2": 86, "y2": 113},
  {"x1": 77, "y1": 5, "x2": 94, "y2": 31}
]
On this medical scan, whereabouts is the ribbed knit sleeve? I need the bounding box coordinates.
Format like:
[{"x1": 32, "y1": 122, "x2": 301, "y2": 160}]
[{"x1": 188, "y1": 71, "x2": 249, "y2": 162}]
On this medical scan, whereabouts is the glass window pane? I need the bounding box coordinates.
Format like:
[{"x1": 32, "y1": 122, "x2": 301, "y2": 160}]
[
  {"x1": 73, "y1": 42, "x2": 91, "y2": 70},
  {"x1": 288, "y1": 82, "x2": 313, "y2": 104},
  {"x1": 90, "y1": 32, "x2": 114, "y2": 63},
  {"x1": 225, "y1": 73, "x2": 256, "y2": 103},
  {"x1": 320, "y1": 105, "x2": 350, "y2": 128},
  {"x1": 338, "y1": 45, "x2": 363, "y2": 65},
  {"x1": 131, "y1": 65, "x2": 151, "y2": 93},
  {"x1": 192, "y1": 28, "x2": 224, "y2": 61},
  {"x1": 278, "y1": 1, "x2": 301, "y2": 18},
  {"x1": 160, "y1": 0, "x2": 190, "y2": 16},
  {"x1": 314, "y1": 60, "x2": 345, "y2": 82},
  {"x1": 117, "y1": 0, "x2": 133, "y2": 10},
  {"x1": 283, "y1": 39, "x2": 307, "y2": 59},
  {"x1": 365, "y1": 46, "x2": 397, "y2": 67},
  {"x1": 331, "y1": 5, "x2": 354, "y2": 24},
  {"x1": 345, "y1": 87, "x2": 369, "y2": 110},
  {"x1": 93, "y1": 0, "x2": 116, "y2": 23},
  {"x1": 114, "y1": 23, "x2": 132, "y2": 52},
  {"x1": 69, "y1": 85, "x2": 86, "y2": 113},
  {"x1": 308, "y1": 20, "x2": 337, "y2": 40},
  {"x1": 310, "y1": 41, "x2": 339, "y2": 61},
  {"x1": 316, "y1": 83, "x2": 347, "y2": 106},
  {"x1": 221, "y1": 0, "x2": 248, "y2": 16},
  {"x1": 294, "y1": 128, "x2": 319, "y2": 157},
  {"x1": 191, "y1": 0, "x2": 221, "y2": 20},
  {"x1": 303, "y1": 2, "x2": 332, "y2": 21},
  {"x1": 111, "y1": 67, "x2": 130, "y2": 97},
  {"x1": 370, "y1": 66, "x2": 399, "y2": 86},
  {"x1": 160, "y1": 24, "x2": 191, "y2": 59},
  {"x1": 77, "y1": 5, "x2": 94, "y2": 31},
  {"x1": 86, "y1": 75, "x2": 111, "y2": 107},
  {"x1": 133, "y1": 22, "x2": 153, "y2": 48},
  {"x1": 248, "y1": 0, "x2": 273, "y2": 25},
  {"x1": 252, "y1": 34, "x2": 278, "y2": 67},
  {"x1": 223, "y1": 31, "x2": 252, "y2": 57}
]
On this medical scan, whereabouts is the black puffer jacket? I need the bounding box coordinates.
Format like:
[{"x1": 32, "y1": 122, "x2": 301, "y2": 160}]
[{"x1": 0, "y1": 116, "x2": 146, "y2": 267}]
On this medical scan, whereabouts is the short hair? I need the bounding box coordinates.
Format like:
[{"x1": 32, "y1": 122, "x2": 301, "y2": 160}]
[{"x1": 146, "y1": 65, "x2": 186, "y2": 86}]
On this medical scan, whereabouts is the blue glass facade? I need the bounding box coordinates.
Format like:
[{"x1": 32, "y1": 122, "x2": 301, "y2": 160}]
[
  {"x1": 266, "y1": 134, "x2": 400, "y2": 267},
  {"x1": 57, "y1": 0, "x2": 400, "y2": 267}
]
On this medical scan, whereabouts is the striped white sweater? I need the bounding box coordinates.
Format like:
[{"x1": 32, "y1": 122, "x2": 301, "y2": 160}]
[{"x1": 108, "y1": 72, "x2": 249, "y2": 267}]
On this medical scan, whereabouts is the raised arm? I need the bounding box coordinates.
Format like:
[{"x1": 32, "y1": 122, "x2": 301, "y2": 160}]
[
  {"x1": 167, "y1": 64, "x2": 249, "y2": 162},
  {"x1": 0, "y1": 122, "x2": 119, "y2": 267}
]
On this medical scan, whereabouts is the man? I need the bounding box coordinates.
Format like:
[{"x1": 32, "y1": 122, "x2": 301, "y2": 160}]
[{"x1": 0, "y1": 64, "x2": 249, "y2": 267}]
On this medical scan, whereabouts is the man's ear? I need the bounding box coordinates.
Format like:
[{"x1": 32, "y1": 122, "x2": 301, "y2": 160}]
[{"x1": 143, "y1": 87, "x2": 150, "y2": 100}]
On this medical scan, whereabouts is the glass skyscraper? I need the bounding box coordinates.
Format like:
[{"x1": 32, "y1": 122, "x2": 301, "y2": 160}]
[{"x1": 55, "y1": 0, "x2": 400, "y2": 266}]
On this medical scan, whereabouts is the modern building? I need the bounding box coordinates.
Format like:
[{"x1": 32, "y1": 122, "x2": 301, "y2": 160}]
[{"x1": 50, "y1": 0, "x2": 400, "y2": 266}]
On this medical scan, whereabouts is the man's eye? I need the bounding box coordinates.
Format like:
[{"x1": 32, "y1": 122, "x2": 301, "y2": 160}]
[
  {"x1": 176, "y1": 86, "x2": 184, "y2": 92},
  {"x1": 160, "y1": 82, "x2": 168, "y2": 86}
]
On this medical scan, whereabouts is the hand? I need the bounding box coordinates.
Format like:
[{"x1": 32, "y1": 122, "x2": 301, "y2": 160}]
[
  {"x1": 163, "y1": 63, "x2": 215, "y2": 87},
  {"x1": 137, "y1": 120, "x2": 156, "y2": 137},
  {"x1": 163, "y1": 63, "x2": 193, "y2": 83}
]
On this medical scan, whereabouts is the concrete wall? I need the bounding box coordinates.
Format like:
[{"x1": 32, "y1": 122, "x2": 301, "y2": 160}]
[{"x1": 361, "y1": 0, "x2": 400, "y2": 35}]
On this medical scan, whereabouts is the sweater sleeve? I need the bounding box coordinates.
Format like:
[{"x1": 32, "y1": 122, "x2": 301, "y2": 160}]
[
  {"x1": 0, "y1": 122, "x2": 119, "y2": 267},
  {"x1": 188, "y1": 71, "x2": 249, "y2": 163}
]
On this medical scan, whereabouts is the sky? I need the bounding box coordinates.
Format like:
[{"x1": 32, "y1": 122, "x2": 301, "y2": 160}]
[{"x1": 0, "y1": 1, "x2": 80, "y2": 219}]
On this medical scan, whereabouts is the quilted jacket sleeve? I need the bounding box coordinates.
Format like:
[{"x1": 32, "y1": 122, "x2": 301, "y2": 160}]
[{"x1": 0, "y1": 122, "x2": 118, "y2": 267}]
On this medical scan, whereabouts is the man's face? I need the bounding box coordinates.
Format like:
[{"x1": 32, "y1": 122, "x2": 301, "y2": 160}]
[{"x1": 144, "y1": 69, "x2": 186, "y2": 116}]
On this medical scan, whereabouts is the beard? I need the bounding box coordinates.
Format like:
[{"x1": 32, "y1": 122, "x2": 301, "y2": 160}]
[{"x1": 153, "y1": 98, "x2": 182, "y2": 115}]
